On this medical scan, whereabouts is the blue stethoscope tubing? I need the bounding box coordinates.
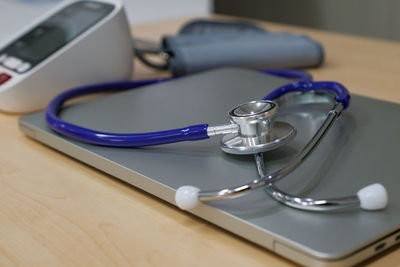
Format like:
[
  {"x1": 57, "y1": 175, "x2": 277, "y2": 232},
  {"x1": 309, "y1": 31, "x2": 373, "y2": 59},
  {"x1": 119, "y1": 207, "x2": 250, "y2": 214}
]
[{"x1": 46, "y1": 69, "x2": 350, "y2": 147}]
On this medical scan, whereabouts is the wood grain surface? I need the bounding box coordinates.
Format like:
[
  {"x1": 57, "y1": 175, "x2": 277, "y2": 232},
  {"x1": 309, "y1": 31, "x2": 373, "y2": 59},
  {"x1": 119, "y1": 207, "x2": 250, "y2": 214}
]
[{"x1": 0, "y1": 16, "x2": 399, "y2": 266}]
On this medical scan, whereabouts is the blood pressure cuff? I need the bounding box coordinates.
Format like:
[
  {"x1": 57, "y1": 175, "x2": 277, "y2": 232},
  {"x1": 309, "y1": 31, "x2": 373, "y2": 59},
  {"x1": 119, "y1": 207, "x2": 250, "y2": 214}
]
[{"x1": 162, "y1": 20, "x2": 324, "y2": 76}]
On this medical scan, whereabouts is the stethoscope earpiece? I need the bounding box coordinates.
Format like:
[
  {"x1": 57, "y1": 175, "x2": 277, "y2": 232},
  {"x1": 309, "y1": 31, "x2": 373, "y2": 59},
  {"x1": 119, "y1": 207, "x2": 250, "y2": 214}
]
[
  {"x1": 175, "y1": 186, "x2": 200, "y2": 210},
  {"x1": 357, "y1": 183, "x2": 388, "y2": 210}
]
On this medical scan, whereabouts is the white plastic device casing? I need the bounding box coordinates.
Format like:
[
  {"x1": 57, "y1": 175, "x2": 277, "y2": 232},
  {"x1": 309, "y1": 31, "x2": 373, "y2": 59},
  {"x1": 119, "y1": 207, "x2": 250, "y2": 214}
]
[{"x1": 0, "y1": 0, "x2": 133, "y2": 113}]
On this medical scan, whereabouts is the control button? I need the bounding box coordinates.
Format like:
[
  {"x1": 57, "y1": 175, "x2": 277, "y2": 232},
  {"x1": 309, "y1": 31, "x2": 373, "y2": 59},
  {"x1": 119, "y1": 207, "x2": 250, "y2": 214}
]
[
  {"x1": 16, "y1": 62, "x2": 31, "y2": 73},
  {"x1": 0, "y1": 54, "x2": 7, "y2": 63},
  {"x1": 0, "y1": 73, "x2": 12, "y2": 85},
  {"x1": 3, "y1": 56, "x2": 22, "y2": 69}
]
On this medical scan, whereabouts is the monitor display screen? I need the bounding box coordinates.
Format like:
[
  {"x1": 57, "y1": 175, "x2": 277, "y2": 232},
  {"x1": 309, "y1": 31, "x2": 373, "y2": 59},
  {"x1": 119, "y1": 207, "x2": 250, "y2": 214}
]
[{"x1": 1, "y1": 1, "x2": 114, "y2": 67}]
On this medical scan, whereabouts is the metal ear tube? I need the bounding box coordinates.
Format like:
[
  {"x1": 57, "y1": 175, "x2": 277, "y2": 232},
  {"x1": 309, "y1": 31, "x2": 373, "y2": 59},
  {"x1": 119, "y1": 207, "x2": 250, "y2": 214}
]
[
  {"x1": 175, "y1": 86, "x2": 388, "y2": 211},
  {"x1": 255, "y1": 153, "x2": 388, "y2": 211}
]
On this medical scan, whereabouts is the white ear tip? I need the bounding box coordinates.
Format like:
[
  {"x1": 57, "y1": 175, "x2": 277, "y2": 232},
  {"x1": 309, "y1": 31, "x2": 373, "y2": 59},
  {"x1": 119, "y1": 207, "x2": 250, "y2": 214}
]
[
  {"x1": 357, "y1": 183, "x2": 388, "y2": 210},
  {"x1": 175, "y1": 186, "x2": 200, "y2": 210}
]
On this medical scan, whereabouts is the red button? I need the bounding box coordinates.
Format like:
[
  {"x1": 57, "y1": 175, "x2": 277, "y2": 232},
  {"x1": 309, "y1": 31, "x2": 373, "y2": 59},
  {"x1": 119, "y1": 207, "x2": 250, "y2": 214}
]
[{"x1": 0, "y1": 73, "x2": 11, "y2": 85}]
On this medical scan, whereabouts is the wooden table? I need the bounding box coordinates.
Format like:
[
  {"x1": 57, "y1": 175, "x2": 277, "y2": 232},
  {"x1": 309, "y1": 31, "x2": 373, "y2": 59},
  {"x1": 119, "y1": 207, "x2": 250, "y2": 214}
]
[{"x1": 1, "y1": 17, "x2": 399, "y2": 266}]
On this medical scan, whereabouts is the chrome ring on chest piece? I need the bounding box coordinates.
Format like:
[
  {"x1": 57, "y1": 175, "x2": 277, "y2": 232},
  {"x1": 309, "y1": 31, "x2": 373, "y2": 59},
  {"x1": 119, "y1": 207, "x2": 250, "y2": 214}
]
[{"x1": 220, "y1": 100, "x2": 296, "y2": 155}]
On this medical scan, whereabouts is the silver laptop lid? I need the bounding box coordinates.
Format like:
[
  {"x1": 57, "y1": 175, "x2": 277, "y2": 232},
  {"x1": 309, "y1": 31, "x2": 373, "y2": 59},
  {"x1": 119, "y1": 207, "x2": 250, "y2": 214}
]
[{"x1": 19, "y1": 68, "x2": 400, "y2": 265}]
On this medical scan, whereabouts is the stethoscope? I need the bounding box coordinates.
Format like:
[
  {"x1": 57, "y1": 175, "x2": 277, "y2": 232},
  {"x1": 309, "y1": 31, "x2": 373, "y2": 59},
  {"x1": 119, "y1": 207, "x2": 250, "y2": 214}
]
[{"x1": 46, "y1": 70, "x2": 388, "y2": 212}]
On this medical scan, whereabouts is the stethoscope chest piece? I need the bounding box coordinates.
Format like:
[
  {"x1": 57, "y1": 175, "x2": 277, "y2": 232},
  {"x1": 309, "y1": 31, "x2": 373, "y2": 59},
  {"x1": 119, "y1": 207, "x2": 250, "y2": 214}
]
[{"x1": 221, "y1": 100, "x2": 296, "y2": 155}]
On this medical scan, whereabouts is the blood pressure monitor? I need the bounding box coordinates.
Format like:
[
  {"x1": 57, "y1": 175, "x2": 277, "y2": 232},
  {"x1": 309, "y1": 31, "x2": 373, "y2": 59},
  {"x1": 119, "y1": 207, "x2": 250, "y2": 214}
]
[{"x1": 0, "y1": 0, "x2": 133, "y2": 112}]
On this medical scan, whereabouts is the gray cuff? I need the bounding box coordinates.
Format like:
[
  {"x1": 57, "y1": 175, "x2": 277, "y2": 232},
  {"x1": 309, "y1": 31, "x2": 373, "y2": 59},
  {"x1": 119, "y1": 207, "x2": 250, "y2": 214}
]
[{"x1": 162, "y1": 20, "x2": 324, "y2": 76}]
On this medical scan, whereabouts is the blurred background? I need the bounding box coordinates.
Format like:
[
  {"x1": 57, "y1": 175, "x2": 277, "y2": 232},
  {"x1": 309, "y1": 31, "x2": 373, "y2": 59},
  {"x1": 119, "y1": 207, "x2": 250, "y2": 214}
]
[
  {"x1": 1, "y1": 0, "x2": 399, "y2": 42},
  {"x1": 215, "y1": 0, "x2": 400, "y2": 42}
]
